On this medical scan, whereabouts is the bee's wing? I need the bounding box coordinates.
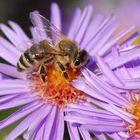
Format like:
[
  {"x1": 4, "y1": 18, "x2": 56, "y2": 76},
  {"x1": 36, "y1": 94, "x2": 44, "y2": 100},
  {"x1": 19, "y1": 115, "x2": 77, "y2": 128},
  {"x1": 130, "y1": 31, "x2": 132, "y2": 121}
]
[{"x1": 30, "y1": 12, "x2": 66, "y2": 46}]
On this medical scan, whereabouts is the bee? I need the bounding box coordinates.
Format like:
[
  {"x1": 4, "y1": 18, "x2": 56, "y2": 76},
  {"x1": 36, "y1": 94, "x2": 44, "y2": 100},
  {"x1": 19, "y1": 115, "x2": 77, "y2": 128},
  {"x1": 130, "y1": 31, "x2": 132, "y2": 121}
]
[{"x1": 17, "y1": 12, "x2": 89, "y2": 82}]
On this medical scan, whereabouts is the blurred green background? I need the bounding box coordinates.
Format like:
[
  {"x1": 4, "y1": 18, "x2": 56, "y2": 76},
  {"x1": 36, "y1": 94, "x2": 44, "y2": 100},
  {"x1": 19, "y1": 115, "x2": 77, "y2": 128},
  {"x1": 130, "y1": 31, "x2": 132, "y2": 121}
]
[{"x1": 0, "y1": 0, "x2": 139, "y2": 139}]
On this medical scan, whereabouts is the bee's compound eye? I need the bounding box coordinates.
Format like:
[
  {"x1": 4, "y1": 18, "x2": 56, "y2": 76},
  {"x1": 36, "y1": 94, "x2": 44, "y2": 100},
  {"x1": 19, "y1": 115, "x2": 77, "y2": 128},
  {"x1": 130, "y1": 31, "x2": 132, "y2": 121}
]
[{"x1": 74, "y1": 58, "x2": 81, "y2": 66}]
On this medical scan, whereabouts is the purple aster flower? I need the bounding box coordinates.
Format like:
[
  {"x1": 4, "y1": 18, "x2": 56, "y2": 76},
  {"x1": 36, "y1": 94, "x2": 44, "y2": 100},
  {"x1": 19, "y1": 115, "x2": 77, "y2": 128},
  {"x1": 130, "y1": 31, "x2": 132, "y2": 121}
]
[
  {"x1": 69, "y1": 27, "x2": 140, "y2": 139},
  {"x1": 0, "y1": 2, "x2": 138, "y2": 140}
]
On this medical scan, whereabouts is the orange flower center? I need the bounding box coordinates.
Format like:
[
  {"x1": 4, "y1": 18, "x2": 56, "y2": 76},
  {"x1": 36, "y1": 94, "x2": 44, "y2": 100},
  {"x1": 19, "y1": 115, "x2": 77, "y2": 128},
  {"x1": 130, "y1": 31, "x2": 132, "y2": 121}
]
[
  {"x1": 29, "y1": 65, "x2": 86, "y2": 108},
  {"x1": 127, "y1": 93, "x2": 140, "y2": 137}
]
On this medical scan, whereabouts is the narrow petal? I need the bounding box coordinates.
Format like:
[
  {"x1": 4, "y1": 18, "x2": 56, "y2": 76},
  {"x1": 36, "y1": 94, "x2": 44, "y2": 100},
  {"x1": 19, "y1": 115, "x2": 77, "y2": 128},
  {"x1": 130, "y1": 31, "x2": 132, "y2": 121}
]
[
  {"x1": 65, "y1": 115, "x2": 124, "y2": 126},
  {"x1": 23, "y1": 104, "x2": 52, "y2": 140},
  {"x1": 119, "y1": 32, "x2": 138, "y2": 48},
  {"x1": 0, "y1": 94, "x2": 18, "y2": 103},
  {"x1": 0, "y1": 24, "x2": 28, "y2": 51},
  {"x1": 0, "y1": 36, "x2": 21, "y2": 57},
  {"x1": 0, "y1": 87, "x2": 30, "y2": 96},
  {"x1": 42, "y1": 106, "x2": 57, "y2": 140},
  {"x1": 0, "y1": 100, "x2": 44, "y2": 130},
  {"x1": 0, "y1": 63, "x2": 26, "y2": 79},
  {"x1": 109, "y1": 47, "x2": 140, "y2": 69},
  {"x1": 74, "y1": 5, "x2": 93, "y2": 44},
  {"x1": 67, "y1": 122, "x2": 80, "y2": 140},
  {"x1": 115, "y1": 67, "x2": 132, "y2": 79},
  {"x1": 82, "y1": 68, "x2": 129, "y2": 107},
  {"x1": 8, "y1": 21, "x2": 31, "y2": 46},
  {"x1": 89, "y1": 98, "x2": 135, "y2": 125},
  {"x1": 0, "y1": 45, "x2": 18, "y2": 65},
  {"x1": 83, "y1": 15, "x2": 115, "y2": 50},
  {"x1": 33, "y1": 121, "x2": 45, "y2": 140},
  {"x1": 51, "y1": 3, "x2": 62, "y2": 31},
  {"x1": 96, "y1": 56, "x2": 124, "y2": 87},
  {"x1": 93, "y1": 132, "x2": 107, "y2": 140},
  {"x1": 79, "y1": 129, "x2": 92, "y2": 140},
  {"x1": 81, "y1": 14, "x2": 103, "y2": 48},
  {"x1": 122, "y1": 79, "x2": 140, "y2": 89},
  {"x1": 72, "y1": 78, "x2": 114, "y2": 104},
  {"x1": 53, "y1": 109, "x2": 64, "y2": 140},
  {"x1": 128, "y1": 67, "x2": 140, "y2": 79},
  {"x1": 80, "y1": 124, "x2": 126, "y2": 133},
  {"x1": 67, "y1": 8, "x2": 81, "y2": 39},
  {"x1": 6, "y1": 104, "x2": 47, "y2": 140},
  {"x1": 0, "y1": 93, "x2": 38, "y2": 110},
  {"x1": 90, "y1": 23, "x2": 119, "y2": 55},
  {"x1": 98, "y1": 26, "x2": 134, "y2": 56},
  {"x1": 66, "y1": 103, "x2": 115, "y2": 115},
  {"x1": 107, "y1": 133, "x2": 122, "y2": 140},
  {"x1": 65, "y1": 107, "x2": 122, "y2": 120}
]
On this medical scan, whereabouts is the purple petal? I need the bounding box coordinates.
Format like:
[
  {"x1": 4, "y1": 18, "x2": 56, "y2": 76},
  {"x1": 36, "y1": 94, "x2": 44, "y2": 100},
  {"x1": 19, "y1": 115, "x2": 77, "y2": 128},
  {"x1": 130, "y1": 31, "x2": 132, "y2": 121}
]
[
  {"x1": 128, "y1": 67, "x2": 140, "y2": 79},
  {"x1": 0, "y1": 94, "x2": 18, "y2": 103},
  {"x1": 0, "y1": 87, "x2": 30, "y2": 96},
  {"x1": 83, "y1": 15, "x2": 115, "y2": 50},
  {"x1": 0, "y1": 45, "x2": 18, "y2": 65},
  {"x1": 67, "y1": 121, "x2": 80, "y2": 140},
  {"x1": 93, "y1": 132, "x2": 107, "y2": 140},
  {"x1": 98, "y1": 26, "x2": 134, "y2": 56},
  {"x1": 33, "y1": 121, "x2": 45, "y2": 140},
  {"x1": 114, "y1": 67, "x2": 132, "y2": 79},
  {"x1": 0, "y1": 79, "x2": 27, "y2": 89},
  {"x1": 89, "y1": 98, "x2": 135, "y2": 125},
  {"x1": 8, "y1": 21, "x2": 31, "y2": 46},
  {"x1": 79, "y1": 129, "x2": 92, "y2": 140},
  {"x1": 81, "y1": 68, "x2": 129, "y2": 107},
  {"x1": 51, "y1": 3, "x2": 62, "y2": 31},
  {"x1": 0, "y1": 63, "x2": 26, "y2": 79},
  {"x1": 65, "y1": 115, "x2": 124, "y2": 126},
  {"x1": 109, "y1": 47, "x2": 140, "y2": 69},
  {"x1": 80, "y1": 124, "x2": 126, "y2": 133},
  {"x1": 74, "y1": 5, "x2": 93, "y2": 44},
  {"x1": 0, "y1": 100, "x2": 44, "y2": 130},
  {"x1": 6, "y1": 104, "x2": 47, "y2": 140},
  {"x1": 65, "y1": 107, "x2": 122, "y2": 120},
  {"x1": 67, "y1": 8, "x2": 81, "y2": 39},
  {"x1": 118, "y1": 132, "x2": 129, "y2": 139},
  {"x1": 0, "y1": 36, "x2": 21, "y2": 57},
  {"x1": 53, "y1": 109, "x2": 64, "y2": 140},
  {"x1": 96, "y1": 56, "x2": 124, "y2": 87},
  {"x1": 72, "y1": 78, "x2": 114, "y2": 104},
  {"x1": 23, "y1": 104, "x2": 52, "y2": 140},
  {"x1": 42, "y1": 106, "x2": 57, "y2": 140},
  {"x1": 122, "y1": 79, "x2": 140, "y2": 89},
  {"x1": 107, "y1": 133, "x2": 122, "y2": 140},
  {"x1": 66, "y1": 103, "x2": 115, "y2": 115},
  {"x1": 90, "y1": 23, "x2": 119, "y2": 55},
  {"x1": 81, "y1": 14, "x2": 103, "y2": 48},
  {"x1": 0, "y1": 24, "x2": 28, "y2": 52},
  {"x1": 119, "y1": 32, "x2": 138, "y2": 48},
  {"x1": 0, "y1": 93, "x2": 38, "y2": 110}
]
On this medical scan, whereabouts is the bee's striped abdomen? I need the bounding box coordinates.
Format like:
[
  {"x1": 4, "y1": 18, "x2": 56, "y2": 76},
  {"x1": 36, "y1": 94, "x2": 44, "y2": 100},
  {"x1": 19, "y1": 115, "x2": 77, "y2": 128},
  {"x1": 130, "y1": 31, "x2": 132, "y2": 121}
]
[
  {"x1": 16, "y1": 40, "x2": 56, "y2": 72},
  {"x1": 17, "y1": 49, "x2": 35, "y2": 72}
]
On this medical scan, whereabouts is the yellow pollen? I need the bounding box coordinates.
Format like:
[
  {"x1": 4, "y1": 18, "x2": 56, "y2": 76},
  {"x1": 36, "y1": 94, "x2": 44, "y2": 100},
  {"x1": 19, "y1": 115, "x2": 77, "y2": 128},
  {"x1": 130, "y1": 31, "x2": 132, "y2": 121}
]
[
  {"x1": 127, "y1": 92, "x2": 140, "y2": 138},
  {"x1": 29, "y1": 65, "x2": 86, "y2": 108}
]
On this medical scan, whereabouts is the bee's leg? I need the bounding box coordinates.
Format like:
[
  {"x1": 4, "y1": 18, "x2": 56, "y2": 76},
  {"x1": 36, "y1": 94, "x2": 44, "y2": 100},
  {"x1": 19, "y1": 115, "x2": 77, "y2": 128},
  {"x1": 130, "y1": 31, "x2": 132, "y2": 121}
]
[
  {"x1": 57, "y1": 62, "x2": 69, "y2": 79},
  {"x1": 39, "y1": 63, "x2": 48, "y2": 82}
]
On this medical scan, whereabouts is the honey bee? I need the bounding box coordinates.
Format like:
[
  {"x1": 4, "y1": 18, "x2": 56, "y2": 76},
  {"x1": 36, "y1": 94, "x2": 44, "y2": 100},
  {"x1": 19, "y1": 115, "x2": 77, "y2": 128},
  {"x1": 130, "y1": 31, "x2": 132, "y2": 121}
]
[{"x1": 17, "y1": 12, "x2": 89, "y2": 82}]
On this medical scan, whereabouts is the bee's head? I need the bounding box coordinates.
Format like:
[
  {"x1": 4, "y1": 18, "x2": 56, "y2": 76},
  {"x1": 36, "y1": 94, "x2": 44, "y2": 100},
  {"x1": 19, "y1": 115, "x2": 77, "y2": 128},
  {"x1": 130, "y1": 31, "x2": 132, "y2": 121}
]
[{"x1": 71, "y1": 49, "x2": 89, "y2": 69}]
